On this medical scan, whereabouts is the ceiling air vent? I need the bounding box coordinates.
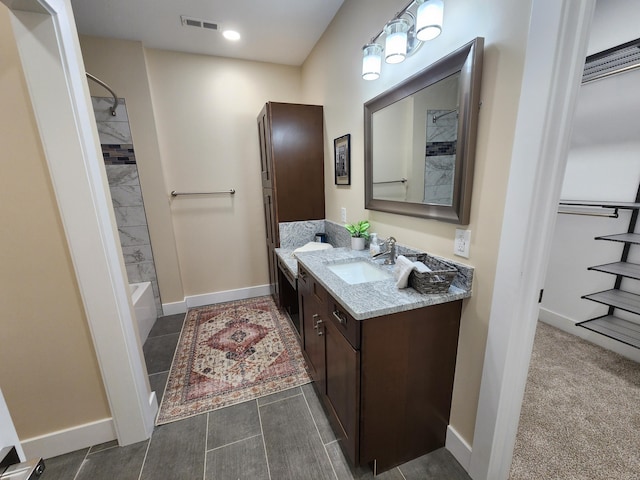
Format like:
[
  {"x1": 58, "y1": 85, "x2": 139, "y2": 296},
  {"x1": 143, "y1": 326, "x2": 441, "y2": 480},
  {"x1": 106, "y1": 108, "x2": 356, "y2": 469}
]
[
  {"x1": 582, "y1": 38, "x2": 640, "y2": 84},
  {"x1": 180, "y1": 16, "x2": 219, "y2": 32}
]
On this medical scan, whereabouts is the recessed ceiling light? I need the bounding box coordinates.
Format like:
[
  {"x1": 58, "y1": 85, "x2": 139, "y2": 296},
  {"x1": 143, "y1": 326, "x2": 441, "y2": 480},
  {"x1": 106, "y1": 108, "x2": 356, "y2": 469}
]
[{"x1": 223, "y1": 30, "x2": 241, "y2": 41}]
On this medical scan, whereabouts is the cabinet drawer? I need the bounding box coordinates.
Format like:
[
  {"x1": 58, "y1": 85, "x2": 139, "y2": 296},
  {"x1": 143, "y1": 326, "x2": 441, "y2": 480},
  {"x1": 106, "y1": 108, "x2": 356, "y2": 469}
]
[
  {"x1": 327, "y1": 296, "x2": 361, "y2": 350},
  {"x1": 278, "y1": 258, "x2": 296, "y2": 289},
  {"x1": 299, "y1": 264, "x2": 326, "y2": 303}
]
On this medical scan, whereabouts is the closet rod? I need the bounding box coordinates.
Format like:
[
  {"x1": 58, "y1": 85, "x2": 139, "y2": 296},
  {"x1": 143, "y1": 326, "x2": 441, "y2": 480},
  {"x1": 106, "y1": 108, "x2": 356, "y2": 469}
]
[{"x1": 170, "y1": 189, "x2": 236, "y2": 197}]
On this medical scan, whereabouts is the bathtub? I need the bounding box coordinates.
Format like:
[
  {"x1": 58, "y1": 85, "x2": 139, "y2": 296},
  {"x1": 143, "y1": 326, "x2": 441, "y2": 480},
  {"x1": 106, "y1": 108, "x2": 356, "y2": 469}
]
[{"x1": 130, "y1": 282, "x2": 156, "y2": 344}]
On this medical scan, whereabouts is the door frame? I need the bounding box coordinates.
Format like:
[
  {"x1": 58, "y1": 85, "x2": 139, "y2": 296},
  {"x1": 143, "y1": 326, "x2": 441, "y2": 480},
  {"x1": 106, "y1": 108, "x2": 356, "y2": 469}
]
[
  {"x1": 4, "y1": 0, "x2": 156, "y2": 450},
  {"x1": 468, "y1": 0, "x2": 595, "y2": 478}
]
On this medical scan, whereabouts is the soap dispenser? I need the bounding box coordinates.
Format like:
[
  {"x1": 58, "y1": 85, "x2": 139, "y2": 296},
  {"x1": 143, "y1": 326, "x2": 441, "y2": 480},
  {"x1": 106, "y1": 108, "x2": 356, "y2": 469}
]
[{"x1": 369, "y1": 233, "x2": 380, "y2": 255}]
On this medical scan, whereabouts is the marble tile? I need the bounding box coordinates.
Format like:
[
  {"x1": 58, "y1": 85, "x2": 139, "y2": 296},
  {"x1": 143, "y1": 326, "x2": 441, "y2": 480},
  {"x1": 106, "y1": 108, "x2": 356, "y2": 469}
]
[
  {"x1": 125, "y1": 261, "x2": 158, "y2": 283},
  {"x1": 109, "y1": 185, "x2": 143, "y2": 207},
  {"x1": 105, "y1": 165, "x2": 139, "y2": 186},
  {"x1": 279, "y1": 220, "x2": 325, "y2": 248},
  {"x1": 427, "y1": 109, "x2": 458, "y2": 142},
  {"x1": 118, "y1": 225, "x2": 151, "y2": 247},
  {"x1": 98, "y1": 120, "x2": 132, "y2": 144},
  {"x1": 121, "y1": 245, "x2": 154, "y2": 264},
  {"x1": 114, "y1": 206, "x2": 148, "y2": 227},
  {"x1": 92, "y1": 96, "x2": 129, "y2": 122}
]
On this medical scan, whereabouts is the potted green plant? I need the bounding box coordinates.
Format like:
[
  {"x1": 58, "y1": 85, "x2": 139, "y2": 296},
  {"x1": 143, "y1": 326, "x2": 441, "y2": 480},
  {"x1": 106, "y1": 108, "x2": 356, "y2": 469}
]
[{"x1": 345, "y1": 220, "x2": 370, "y2": 250}]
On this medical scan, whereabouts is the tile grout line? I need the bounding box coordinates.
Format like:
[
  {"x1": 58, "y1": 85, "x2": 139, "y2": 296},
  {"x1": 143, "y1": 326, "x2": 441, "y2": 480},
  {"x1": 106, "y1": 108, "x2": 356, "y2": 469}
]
[
  {"x1": 256, "y1": 399, "x2": 273, "y2": 480},
  {"x1": 256, "y1": 391, "x2": 303, "y2": 408},
  {"x1": 205, "y1": 434, "x2": 263, "y2": 453},
  {"x1": 301, "y1": 387, "x2": 339, "y2": 480},
  {"x1": 203, "y1": 412, "x2": 209, "y2": 480},
  {"x1": 71, "y1": 448, "x2": 91, "y2": 480},
  {"x1": 136, "y1": 438, "x2": 152, "y2": 480}
]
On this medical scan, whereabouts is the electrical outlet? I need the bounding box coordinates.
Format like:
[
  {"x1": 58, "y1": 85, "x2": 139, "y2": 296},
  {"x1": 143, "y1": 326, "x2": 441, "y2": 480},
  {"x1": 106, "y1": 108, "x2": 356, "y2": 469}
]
[
  {"x1": 454, "y1": 229, "x2": 471, "y2": 258},
  {"x1": 341, "y1": 207, "x2": 347, "y2": 223}
]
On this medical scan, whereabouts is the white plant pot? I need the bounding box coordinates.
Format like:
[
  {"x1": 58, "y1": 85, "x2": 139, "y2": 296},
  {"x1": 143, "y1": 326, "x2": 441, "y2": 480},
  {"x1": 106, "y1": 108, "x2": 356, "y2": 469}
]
[{"x1": 351, "y1": 237, "x2": 366, "y2": 251}]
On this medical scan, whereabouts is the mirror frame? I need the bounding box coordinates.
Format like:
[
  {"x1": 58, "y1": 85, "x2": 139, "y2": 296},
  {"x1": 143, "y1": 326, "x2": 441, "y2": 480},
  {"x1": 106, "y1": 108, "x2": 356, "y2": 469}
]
[{"x1": 364, "y1": 37, "x2": 484, "y2": 224}]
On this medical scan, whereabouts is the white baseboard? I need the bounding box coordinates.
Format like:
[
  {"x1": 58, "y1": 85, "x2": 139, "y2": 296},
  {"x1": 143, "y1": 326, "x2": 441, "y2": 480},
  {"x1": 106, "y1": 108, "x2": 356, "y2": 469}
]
[
  {"x1": 446, "y1": 424, "x2": 472, "y2": 472},
  {"x1": 21, "y1": 417, "x2": 116, "y2": 460},
  {"x1": 539, "y1": 308, "x2": 640, "y2": 362},
  {"x1": 162, "y1": 284, "x2": 272, "y2": 316}
]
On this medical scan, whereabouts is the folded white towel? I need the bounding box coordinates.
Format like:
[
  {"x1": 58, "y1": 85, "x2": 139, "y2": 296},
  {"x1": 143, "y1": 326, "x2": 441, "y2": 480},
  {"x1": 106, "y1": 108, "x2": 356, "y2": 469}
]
[
  {"x1": 413, "y1": 261, "x2": 431, "y2": 273},
  {"x1": 394, "y1": 255, "x2": 415, "y2": 289},
  {"x1": 291, "y1": 242, "x2": 333, "y2": 257}
]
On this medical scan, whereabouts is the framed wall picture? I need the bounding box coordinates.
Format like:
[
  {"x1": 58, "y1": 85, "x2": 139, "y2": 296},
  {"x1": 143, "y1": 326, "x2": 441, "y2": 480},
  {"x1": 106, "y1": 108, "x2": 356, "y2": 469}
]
[{"x1": 334, "y1": 134, "x2": 351, "y2": 185}]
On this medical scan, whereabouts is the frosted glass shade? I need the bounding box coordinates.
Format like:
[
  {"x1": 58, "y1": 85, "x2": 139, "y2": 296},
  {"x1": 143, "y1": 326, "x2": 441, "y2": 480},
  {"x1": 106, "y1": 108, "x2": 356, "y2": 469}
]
[
  {"x1": 416, "y1": 0, "x2": 444, "y2": 41},
  {"x1": 384, "y1": 19, "x2": 409, "y2": 64},
  {"x1": 362, "y1": 44, "x2": 383, "y2": 80}
]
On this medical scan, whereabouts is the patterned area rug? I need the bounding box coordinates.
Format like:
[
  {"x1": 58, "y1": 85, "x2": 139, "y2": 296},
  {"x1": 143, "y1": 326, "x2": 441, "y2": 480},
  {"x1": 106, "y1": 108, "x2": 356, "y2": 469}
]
[{"x1": 156, "y1": 296, "x2": 310, "y2": 425}]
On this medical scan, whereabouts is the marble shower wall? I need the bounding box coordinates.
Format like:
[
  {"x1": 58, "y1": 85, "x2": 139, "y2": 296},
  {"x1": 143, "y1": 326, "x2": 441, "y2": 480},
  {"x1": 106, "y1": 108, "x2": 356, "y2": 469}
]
[
  {"x1": 424, "y1": 109, "x2": 457, "y2": 205},
  {"x1": 92, "y1": 97, "x2": 162, "y2": 316}
]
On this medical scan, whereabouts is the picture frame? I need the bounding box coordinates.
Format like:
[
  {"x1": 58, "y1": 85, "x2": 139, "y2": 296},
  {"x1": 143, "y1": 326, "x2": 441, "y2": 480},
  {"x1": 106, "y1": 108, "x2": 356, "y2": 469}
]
[{"x1": 334, "y1": 134, "x2": 351, "y2": 185}]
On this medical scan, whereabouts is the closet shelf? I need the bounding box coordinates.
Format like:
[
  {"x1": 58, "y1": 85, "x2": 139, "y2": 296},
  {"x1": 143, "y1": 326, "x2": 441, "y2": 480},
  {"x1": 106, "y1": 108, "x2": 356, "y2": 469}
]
[
  {"x1": 577, "y1": 315, "x2": 640, "y2": 349},
  {"x1": 560, "y1": 200, "x2": 640, "y2": 210},
  {"x1": 588, "y1": 261, "x2": 640, "y2": 280},
  {"x1": 582, "y1": 289, "x2": 640, "y2": 316},
  {"x1": 595, "y1": 233, "x2": 640, "y2": 244}
]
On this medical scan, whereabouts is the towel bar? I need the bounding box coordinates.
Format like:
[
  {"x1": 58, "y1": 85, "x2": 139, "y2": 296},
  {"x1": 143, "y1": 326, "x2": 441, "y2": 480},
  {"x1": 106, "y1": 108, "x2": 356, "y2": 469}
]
[{"x1": 170, "y1": 189, "x2": 235, "y2": 197}]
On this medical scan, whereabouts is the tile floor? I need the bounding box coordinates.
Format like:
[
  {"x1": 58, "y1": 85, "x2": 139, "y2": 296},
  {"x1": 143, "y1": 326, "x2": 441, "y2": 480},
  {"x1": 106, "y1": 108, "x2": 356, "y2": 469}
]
[{"x1": 40, "y1": 312, "x2": 471, "y2": 480}]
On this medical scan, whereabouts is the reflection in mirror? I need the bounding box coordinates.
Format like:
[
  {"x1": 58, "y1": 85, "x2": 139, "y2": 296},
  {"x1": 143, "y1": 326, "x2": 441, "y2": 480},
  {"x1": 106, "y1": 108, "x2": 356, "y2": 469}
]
[
  {"x1": 365, "y1": 38, "x2": 483, "y2": 224},
  {"x1": 372, "y1": 73, "x2": 460, "y2": 206}
]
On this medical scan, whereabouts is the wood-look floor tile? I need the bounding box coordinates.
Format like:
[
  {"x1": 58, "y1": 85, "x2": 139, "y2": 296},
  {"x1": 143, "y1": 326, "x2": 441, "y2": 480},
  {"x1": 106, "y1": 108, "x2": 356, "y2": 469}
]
[
  {"x1": 398, "y1": 448, "x2": 471, "y2": 480},
  {"x1": 140, "y1": 414, "x2": 206, "y2": 479},
  {"x1": 75, "y1": 441, "x2": 148, "y2": 480},
  {"x1": 207, "y1": 400, "x2": 261, "y2": 449},
  {"x1": 206, "y1": 435, "x2": 269, "y2": 480},
  {"x1": 259, "y1": 395, "x2": 335, "y2": 480},
  {"x1": 41, "y1": 448, "x2": 88, "y2": 480},
  {"x1": 301, "y1": 383, "x2": 336, "y2": 444},
  {"x1": 142, "y1": 332, "x2": 180, "y2": 374}
]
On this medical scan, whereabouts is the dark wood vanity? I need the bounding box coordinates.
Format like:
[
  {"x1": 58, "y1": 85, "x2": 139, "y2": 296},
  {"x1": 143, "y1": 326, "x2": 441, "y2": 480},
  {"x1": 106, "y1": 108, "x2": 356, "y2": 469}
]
[{"x1": 297, "y1": 262, "x2": 463, "y2": 474}]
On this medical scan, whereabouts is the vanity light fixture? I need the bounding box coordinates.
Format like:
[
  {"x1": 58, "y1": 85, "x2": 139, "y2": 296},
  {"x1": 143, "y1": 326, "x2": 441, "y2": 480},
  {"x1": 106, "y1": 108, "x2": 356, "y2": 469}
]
[
  {"x1": 362, "y1": 44, "x2": 383, "y2": 80},
  {"x1": 415, "y1": 0, "x2": 444, "y2": 41},
  {"x1": 361, "y1": 0, "x2": 444, "y2": 80}
]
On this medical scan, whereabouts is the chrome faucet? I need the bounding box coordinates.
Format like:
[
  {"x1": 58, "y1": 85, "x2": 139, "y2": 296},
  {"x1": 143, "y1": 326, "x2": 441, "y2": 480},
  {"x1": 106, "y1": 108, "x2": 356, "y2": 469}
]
[{"x1": 373, "y1": 236, "x2": 397, "y2": 265}]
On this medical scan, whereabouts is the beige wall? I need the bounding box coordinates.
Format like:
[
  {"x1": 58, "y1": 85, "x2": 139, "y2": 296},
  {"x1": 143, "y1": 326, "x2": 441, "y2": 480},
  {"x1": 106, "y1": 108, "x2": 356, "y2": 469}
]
[
  {"x1": 79, "y1": 36, "x2": 185, "y2": 305},
  {"x1": 143, "y1": 50, "x2": 302, "y2": 296},
  {"x1": 301, "y1": 0, "x2": 531, "y2": 444},
  {"x1": 0, "y1": 6, "x2": 110, "y2": 439},
  {"x1": 79, "y1": 38, "x2": 303, "y2": 300}
]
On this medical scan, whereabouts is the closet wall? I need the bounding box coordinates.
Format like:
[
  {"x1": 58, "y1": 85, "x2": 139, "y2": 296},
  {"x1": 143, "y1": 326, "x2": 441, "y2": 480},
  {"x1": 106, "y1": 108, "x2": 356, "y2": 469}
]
[{"x1": 540, "y1": 0, "x2": 640, "y2": 360}]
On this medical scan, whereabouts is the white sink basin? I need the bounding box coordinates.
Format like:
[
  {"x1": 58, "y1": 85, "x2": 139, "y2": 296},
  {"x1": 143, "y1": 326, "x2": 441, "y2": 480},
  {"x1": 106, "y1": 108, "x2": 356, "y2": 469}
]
[{"x1": 327, "y1": 260, "x2": 391, "y2": 285}]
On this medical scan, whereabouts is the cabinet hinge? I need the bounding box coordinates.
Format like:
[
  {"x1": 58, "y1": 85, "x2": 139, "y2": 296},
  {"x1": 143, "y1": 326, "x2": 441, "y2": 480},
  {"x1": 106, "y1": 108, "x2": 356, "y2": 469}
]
[{"x1": 538, "y1": 289, "x2": 544, "y2": 303}]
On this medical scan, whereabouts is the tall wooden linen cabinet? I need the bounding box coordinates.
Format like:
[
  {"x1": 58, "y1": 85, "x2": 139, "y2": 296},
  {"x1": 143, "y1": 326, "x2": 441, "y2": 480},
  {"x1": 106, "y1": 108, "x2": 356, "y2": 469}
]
[{"x1": 257, "y1": 102, "x2": 325, "y2": 304}]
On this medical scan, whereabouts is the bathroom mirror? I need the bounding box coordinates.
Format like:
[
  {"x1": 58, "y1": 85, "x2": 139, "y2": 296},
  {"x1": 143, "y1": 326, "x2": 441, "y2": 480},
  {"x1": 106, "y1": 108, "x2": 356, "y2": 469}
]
[{"x1": 364, "y1": 37, "x2": 483, "y2": 224}]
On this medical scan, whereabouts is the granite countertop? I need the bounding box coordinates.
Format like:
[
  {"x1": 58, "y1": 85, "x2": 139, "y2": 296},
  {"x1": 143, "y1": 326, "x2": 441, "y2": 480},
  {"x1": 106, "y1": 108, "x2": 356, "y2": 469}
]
[
  {"x1": 290, "y1": 247, "x2": 473, "y2": 321},
  {"x1": 274, "y1": 247, "x2": 299, "y2": 278}
]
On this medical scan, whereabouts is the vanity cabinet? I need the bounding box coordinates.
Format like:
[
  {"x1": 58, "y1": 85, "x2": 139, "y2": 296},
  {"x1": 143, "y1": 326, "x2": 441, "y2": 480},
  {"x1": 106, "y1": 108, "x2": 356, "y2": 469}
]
[
  {"x1": 298, "y1": 264, "x2": 463, "y2": 473},
  {"x1": 257, "y1": 102, "x2": 325, "y2": 304}
]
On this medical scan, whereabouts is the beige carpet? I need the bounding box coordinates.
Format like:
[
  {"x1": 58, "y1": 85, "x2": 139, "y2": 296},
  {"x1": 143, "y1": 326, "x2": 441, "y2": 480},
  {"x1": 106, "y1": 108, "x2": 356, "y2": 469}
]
[{"x1": 510, "y1": 322, "x2": 640, "y2": 479}]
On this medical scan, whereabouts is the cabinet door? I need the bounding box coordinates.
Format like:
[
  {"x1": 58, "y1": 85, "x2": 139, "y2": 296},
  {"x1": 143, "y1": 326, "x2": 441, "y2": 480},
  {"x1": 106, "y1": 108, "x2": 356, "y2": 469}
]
[
  {"x1": 299, "y1": 267, "x2": 326, "y2": 388},
  {"x1": 257, "y1": 105, "x2": 273, "y2": 188},
  {"x1": 324, "y1": 319, "x2": 360, "y2": 465},
  {"x1": 262, "y1": 189, "x2": 277, "y2": 246}
]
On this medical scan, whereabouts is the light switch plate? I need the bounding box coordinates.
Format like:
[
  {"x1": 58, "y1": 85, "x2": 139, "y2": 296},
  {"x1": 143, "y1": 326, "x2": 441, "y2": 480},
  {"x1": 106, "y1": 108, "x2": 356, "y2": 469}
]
[
  {"x1": 341, "y1": 207, "x2": 347, "y2": 223},
  {"x1": 454, "y1": 229, "x2": 471, "y2": 258}
]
